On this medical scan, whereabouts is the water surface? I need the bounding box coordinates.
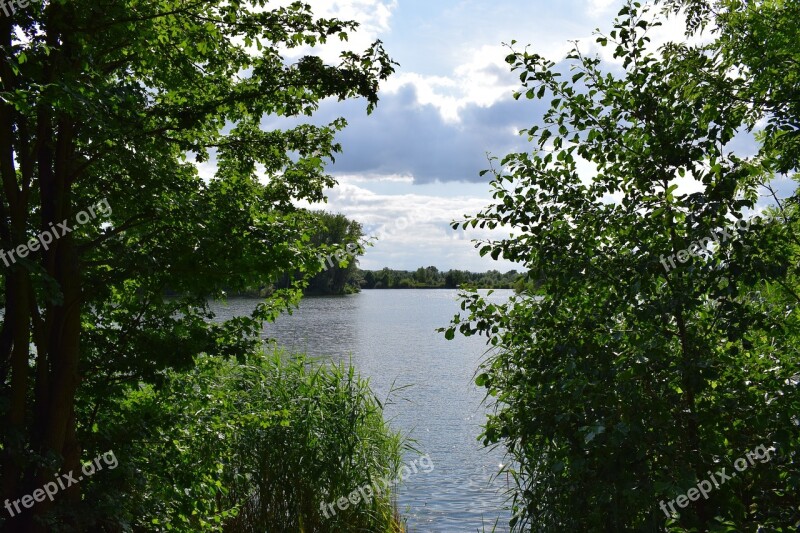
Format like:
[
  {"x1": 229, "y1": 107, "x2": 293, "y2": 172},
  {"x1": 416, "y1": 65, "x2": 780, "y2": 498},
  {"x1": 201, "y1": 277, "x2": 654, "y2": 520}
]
[{"x1": 211, "y1": 289, "x2": 513, "y2": 532}]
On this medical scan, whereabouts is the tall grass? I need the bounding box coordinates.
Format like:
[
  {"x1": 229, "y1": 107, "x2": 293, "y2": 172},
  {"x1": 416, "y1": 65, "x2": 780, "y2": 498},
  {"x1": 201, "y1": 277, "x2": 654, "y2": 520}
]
[
  {"x1": 88, "y1": 350, "x2": 406, "y2": 532},
  {"x1": 222, "y1": 352, "x2": 406, "y2": 532}
]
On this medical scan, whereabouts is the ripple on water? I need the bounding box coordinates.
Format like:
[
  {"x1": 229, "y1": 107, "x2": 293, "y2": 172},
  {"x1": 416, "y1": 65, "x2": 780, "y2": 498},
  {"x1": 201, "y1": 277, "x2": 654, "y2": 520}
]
[{"x1": 210, "y1": 290, "x2": 515, "y2": 532}]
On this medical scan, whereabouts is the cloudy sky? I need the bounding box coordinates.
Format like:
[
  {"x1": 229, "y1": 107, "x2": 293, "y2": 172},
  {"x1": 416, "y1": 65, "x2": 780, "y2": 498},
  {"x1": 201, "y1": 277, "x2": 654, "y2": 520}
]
[{"x1": 272, "y1": 0, "x2": 759, "y2": 272}]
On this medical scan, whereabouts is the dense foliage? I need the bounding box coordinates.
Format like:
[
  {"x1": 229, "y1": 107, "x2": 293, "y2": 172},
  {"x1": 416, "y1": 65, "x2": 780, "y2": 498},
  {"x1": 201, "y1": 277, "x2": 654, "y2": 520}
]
[
  {"x1": 357, "y1": 267, "x2": 526, "y2": 289},
  {"x1": 0, "y1": 0, "x2": 394, "y2": 530},
  {"x1": 304, "y1": 211, "x2": 366, "y2": 295},
  {"x1": 290, "y1": 216, "x2": 532, "y2": 294},
  {"x1": 79, "y1": 351, "x2": 405, "y2": 532},
  {"x1": 447, "y1": 0, "x2": 800, "y2": 531}
]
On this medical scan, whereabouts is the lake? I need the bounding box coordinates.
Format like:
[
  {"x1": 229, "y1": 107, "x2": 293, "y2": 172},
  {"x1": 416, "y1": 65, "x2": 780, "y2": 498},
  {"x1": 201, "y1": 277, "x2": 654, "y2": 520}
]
[{"x1": 210, "y1": 289, "x2": 513, "y2": 532}]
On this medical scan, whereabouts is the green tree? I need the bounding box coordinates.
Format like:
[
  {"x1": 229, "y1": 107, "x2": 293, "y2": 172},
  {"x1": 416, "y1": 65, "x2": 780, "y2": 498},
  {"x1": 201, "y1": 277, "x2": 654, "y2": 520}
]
[
  {"x1": 375, "y1": 267, "x2": 395, "y2": 289},
  {"x1": 447, "y1": 1, "x2": 800, "y2": 530},
  {"x1": 0, "y1": 1, "x2": 393, "y2": 529},
  {"x1": 362, "y1": 270, "x2": 377, "y2": 289},
  {"x1": 397, "y1": 277, "x2": 414, "y2": 288},
  {"x1": 413, "y1": 267, "x2": 428, "y2": 285},
  {"x1": 663, "y1": 0, "x2": 800, "y2": 175},
  {"x1": 306, "y1": 211, "x2": 365, "y2": 295},
  {"x1": 411, "y1": 266, "x2": 441, "y2": 287},
  {"x1": 444, "y1": 269, "x2": 468, "y2": 289}
]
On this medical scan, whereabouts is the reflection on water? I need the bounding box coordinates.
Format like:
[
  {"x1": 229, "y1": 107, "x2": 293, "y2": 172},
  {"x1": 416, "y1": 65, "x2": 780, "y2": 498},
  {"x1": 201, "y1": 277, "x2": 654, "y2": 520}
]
[{"x1": 210, "y1": 289, "x2": 513, "y2": 532}]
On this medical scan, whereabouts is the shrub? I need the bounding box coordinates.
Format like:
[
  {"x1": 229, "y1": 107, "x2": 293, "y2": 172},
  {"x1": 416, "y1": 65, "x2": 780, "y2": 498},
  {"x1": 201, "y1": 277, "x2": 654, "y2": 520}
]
[{"x1": 85, "y1": 350, "x2": 405, "y2": 532}]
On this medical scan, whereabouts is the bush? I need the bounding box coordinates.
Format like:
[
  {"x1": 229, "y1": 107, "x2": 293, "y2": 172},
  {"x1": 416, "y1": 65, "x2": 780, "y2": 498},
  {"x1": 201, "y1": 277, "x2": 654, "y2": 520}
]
[
  {"x1": 86, "y1": 350, "x2": 405, "y2": 532},
  {"x1": 447, "y1": 2, "x2": 800, "y2": 530}
]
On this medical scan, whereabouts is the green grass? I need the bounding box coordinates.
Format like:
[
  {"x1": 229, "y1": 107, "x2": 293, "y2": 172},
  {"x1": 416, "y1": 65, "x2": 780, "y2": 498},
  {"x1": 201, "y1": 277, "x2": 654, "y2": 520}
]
[{"x1": 88, "y1": 349, "x2": 407, "y2": 532}]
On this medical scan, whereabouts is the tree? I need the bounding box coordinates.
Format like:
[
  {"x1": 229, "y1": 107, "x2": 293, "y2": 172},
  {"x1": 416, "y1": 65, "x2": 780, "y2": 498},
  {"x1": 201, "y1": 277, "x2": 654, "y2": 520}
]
[
  {"x1": 444, "y1": 269, "x2": 467, "y2": 289},
  {"x1": 306, "y1": 211, "x2": 365, "y2": 295},
  {"x1": 0, "y1": 1, "x2": 393, "y2": 529},
  {"x1": 447, "y1": 1, "x2": 799, "y2": 530},
  {"x1": 413, "y1": 267, "x2": 427, "y2": 284},
  {"x1": 663, "y1": 0, "x2": 800, "y2": 174},
  {"x1": 362, "y1": 269, "x2": 376, "y2": 289},
  {"x1": 375, "y1": 267, "x2": 395, "y2": 289}
]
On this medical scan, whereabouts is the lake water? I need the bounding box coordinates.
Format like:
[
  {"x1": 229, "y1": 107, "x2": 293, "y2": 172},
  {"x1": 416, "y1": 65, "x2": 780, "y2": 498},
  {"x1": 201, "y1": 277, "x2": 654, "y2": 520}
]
[{"x1": 210, "y1": 289, "x2": 513, "y2": 532}]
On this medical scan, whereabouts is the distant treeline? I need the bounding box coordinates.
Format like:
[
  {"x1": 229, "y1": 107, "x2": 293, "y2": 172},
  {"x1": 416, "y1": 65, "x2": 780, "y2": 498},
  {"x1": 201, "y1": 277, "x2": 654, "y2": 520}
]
[
  {"x1": 222, "y1": 211, "x2": 540, "y2": 296},
  {"x1": 353, "y1": 267, "x2": 528, "y2": 290},
  {"x1": 293, "y1": 211, "x2": 539, "y2": 294}
]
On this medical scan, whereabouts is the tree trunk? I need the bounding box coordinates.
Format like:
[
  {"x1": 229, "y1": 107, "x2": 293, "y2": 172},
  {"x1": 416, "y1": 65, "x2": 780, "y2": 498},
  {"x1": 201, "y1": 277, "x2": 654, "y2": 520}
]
[{"x1": 1, "y1": 10, "x2": 84, "y2": 523}]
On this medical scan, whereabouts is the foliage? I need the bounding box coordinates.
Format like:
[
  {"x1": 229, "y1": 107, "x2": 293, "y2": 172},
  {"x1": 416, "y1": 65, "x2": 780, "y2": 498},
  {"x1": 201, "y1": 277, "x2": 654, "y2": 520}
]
[
  {"x1": 661, "y1": 0, "x2": 800, "y2": 174},
  {"x1": 304, "y1": 211, "x2": 366, "y2": 295},
  {"x1": 0, "y1": 0, "x2": 394, "y2": 528},
  {"x1": 446, "y1": 1, "x2": 800, "y2": 531},
  {"x1": 81, "y1": 350, "x2": 405, "y2": 532},
  {"x1": 359, "y1": 267, "x2": 525, "y2": 289}
]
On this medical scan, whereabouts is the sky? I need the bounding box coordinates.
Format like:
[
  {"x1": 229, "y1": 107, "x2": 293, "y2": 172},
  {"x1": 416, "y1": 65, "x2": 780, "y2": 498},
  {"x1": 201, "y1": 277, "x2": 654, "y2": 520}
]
[{"x1": 263, "y1": 0, "x2": 783, "y2": 272}]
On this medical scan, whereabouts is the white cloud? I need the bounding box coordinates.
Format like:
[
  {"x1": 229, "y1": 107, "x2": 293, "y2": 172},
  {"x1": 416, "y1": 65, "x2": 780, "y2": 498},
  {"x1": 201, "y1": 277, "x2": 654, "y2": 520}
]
[
  {"x1": 315, "y1": 0, "x2": 396, "y2": 36},
  {"x1": 336, "y1": 173, "x2": 415, "y2": 184},
  {"x1": 303, "y1": 177, "x2": 522, "y2": 271},
  {"x1": 276, "y1": 0, "x2": 398, "y2": 64},
  {"x1": 587, "y1": 0, "x2": 619, "y2": 17},
  {"x1": 383, "y1": 44, "x2": 519, "y2": 123}
]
